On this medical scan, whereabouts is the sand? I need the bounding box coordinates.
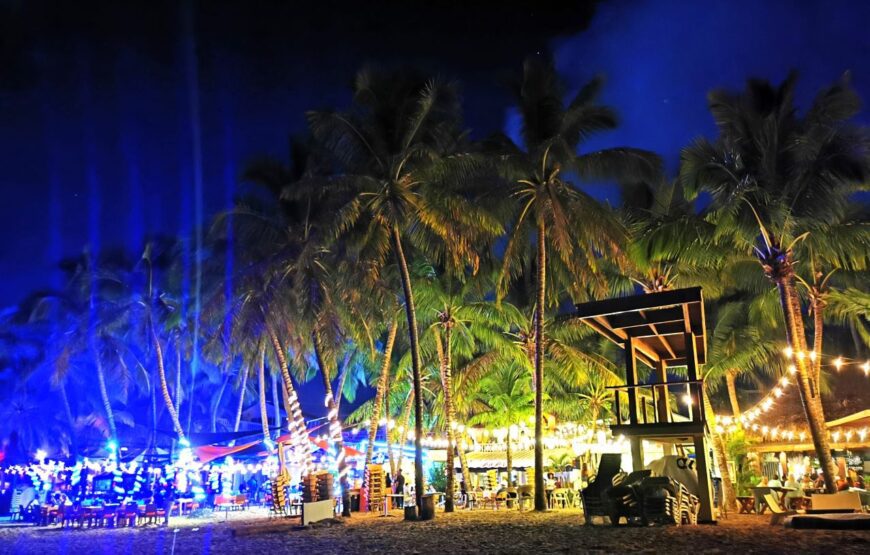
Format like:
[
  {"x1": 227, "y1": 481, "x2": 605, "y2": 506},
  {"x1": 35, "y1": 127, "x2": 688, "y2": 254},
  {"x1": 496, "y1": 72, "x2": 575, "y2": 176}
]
[{"x1": 1, "y1": 507, "x2": 868, "y2": 554}]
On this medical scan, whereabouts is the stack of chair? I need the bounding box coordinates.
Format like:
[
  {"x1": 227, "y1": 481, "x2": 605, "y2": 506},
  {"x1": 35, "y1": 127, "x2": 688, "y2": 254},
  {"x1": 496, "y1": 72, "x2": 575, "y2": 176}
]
[
  {"x1": 365, "y1": 465, "x2": 385, "y2": 512},
  {"x1": 581, "y1": 453, "x2": 622, "y2": 525},
  {"x1": 638, "y1": 476, "x2": 699, "y2": 525},
  {"x1": 301, "y1": 473, "x2": 320, "y2": 503},
  {"x1": 605, "y1": 469, "x2": 651, "y2": 525},
  {"x1": 316, "y1": 472, "x2": 335, "y2": 501},
  {"x1": 270, "y1": 473, "x2": 289, "y2": 517}
]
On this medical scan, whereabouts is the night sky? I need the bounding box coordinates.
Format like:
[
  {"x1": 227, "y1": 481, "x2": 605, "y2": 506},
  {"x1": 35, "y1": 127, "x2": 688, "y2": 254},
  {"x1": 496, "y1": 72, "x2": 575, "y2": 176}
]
[{"x1": 3, "y1": 0, "x2": 870, "y2": 309}]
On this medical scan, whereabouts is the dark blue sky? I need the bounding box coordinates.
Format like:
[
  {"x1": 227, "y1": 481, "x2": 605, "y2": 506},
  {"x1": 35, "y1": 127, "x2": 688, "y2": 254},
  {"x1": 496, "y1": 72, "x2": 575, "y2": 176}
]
[{"x1": 2, "y1": 0, "x2": 870, "y2": 308}]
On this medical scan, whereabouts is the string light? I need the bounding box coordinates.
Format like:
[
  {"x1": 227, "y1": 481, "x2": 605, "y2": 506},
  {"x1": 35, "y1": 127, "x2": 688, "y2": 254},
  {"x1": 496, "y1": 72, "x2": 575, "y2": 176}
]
[{"x1": 716, "y1": 350, "x2": 868, "y2": 427}]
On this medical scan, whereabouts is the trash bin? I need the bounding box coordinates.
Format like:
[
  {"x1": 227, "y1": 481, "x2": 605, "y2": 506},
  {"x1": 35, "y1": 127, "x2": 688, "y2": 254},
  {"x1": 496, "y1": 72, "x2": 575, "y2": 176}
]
[
  {"x1": 404, "y1": 505, "x2": 417, "y2": 520},
  {"x1": 420, "y1": 494, "x2": 436, "y2": 521}
]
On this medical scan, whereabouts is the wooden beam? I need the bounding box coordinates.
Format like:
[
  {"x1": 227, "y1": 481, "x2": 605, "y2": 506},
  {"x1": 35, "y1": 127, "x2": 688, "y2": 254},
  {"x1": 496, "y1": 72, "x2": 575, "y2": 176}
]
[
  {"x1": 606, "y1": 306, "x2": 685, "y2": 329},
  {"x1": 623, "y1": 321, "x2": 686, "y2": 338},
  {"x1": 590, "y1": 316, "x2": 661, "y2": 366},
  {"x1": 572, "y1": 287, "x2": 702, "y2": 319}
]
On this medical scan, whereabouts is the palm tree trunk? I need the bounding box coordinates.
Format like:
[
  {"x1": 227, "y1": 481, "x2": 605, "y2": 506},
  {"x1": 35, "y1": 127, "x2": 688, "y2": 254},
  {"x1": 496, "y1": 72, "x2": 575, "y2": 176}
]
[
  {"x1": 365, "y1": 322, "x2": 398, "y2": 468},
  {"x1": 272, "y1": 372, "x2": 280, "y2": 428},
  {"x1": 312, "y1": 331, "x2": 352, "y2": 518},
  {"x1": 702, "y1": 383, "x2": 737, "y2": 511},
  {"x1": 396, "y1": 390, "x2": 413, "y2": 477},
  {"x1": 233, "y1": 367, "x2": 248, "y2": 433},
  {"x1": 725, "y1": 370, "x2": 741, "y2": 419},
  {"x1": 435, "y1": 327, "x2": 456, "y2": 512},
  {"x1": 386, "y1": 393, "x2": 397, "y2": 477},
  {"x1": 267, "y1": 322, "x2": 312, "y2": 470},
  {"x1": 392, "y1": 227, "x2": 425, "y2": 515},
  {"x1": 458, "y1": 434, "x2": 472, "y2": 495},
  {"x1": 91, "y1": 340, "x2": 117, "y2": 442},
  {"x1": 257, "y1": 341, "x2": 270, "y2": 444},
  {"x1": 811, "y1": 299, "x2": 824, "y2": 392},
  {"x1": 152, "y1": 322, "x2": 186, "y2": 440},
  {"x1": 211, "y1": 374, "x2": 230, "y2": 433},
  {"x1": 174, "y1": 337, "x2": 182, "y2": 414},
  {"x1": 777, "y1": 274, "x2": 837, "y2": 493},
  {"x1": 334, "y1": 349, "x2": 355, "y2": 412},
  {"x1": 533, "y1": 220, "x2": 546, "y2": 511},
  {"x1": 59, "y1": 381, "x2": 78, "y2": 458},
  {"x1": 506, "y1": 429, "x2": 514, "y2": 487}
]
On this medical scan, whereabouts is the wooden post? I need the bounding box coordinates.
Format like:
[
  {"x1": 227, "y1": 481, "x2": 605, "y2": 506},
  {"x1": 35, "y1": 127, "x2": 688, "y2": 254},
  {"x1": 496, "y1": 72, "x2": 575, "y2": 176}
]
[
  {"x1": 654, "y1": 359, "x2": 670, "y2": 424},
  {"x1": 684, "y1": 331, "x2": 702, "y2": 423},
  {"x1": 693, "y1": 434, "x2": 716, "y2": 523},
  {"x1": 625, "y1": 337, "x2": 639, "y2": 426},
  {"x1": 630, "y1": 438, "x2": 644, "y2": 472}
]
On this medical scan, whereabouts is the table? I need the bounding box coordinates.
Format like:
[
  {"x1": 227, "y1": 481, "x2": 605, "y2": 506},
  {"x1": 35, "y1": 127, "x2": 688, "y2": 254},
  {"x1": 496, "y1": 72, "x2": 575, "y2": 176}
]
[
  {"x1": 174, "y1": 498, "x2": 195, "y2": 516},
  {"x1": 381, "y1": 494, "x2": 404, "y2": 517},
  {"x1": 752, "y1": 486, "x2": 795, "y2": 513},
  {"x1": 736, "y1": 496, "x2": 755, "y2": 514}
]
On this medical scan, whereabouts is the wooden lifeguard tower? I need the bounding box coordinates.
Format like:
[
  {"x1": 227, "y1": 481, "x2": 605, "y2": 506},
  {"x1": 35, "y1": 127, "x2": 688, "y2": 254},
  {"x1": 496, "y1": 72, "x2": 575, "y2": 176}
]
[{"x1": 567, "y1": 287, "x2": 715, "y2": 523}]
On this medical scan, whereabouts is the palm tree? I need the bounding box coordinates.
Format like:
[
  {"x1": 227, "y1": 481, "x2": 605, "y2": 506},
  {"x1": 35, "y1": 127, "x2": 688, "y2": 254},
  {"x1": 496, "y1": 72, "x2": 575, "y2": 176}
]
[
  {"x1": 494, "y1": 57, "x2": 660, "y2": 510},
  {"x1": 415, "y1": 270, "x2": 522, "y2": 511},
  {"x1": 680, "y1": 73, "x2": 870, "y2": 493},
  {"x1": 469, "y1": 364, "x2": 535, "y2": 487},
  {"x1": 140, "y1": 244, "x2": 186, "y2": 442},
  {"x1": 305, "y1": 68, "x2": 500, "y2": 514}
]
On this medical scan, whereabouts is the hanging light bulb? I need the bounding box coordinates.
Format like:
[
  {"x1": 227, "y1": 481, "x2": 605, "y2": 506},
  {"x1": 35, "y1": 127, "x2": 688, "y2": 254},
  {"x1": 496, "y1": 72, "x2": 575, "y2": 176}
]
[
  {"x1": 833, "y1": 357, "x2": 843, "y2": 371},
  {"x1": 808, "y1": 351, "x2": 817, "y2": 362},
  {"x1": 788, "y1": 365, "x2": 797, "y2": 375},
  {"x1": 783, "y1": 346, "x2": 794, "y2": 358}
]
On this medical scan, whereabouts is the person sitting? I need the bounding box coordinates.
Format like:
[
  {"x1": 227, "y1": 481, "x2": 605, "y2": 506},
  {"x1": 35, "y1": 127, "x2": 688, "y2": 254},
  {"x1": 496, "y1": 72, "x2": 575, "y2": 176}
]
[
  {"x1": 835, "y1": 475, "x2": 849, "y2": 491},
  {"x1": 783, "y1": 474, "x2": 804, "y2": 509},
  {"x1": 768, "y1": 476, "x2": 782, "y2": 488}
]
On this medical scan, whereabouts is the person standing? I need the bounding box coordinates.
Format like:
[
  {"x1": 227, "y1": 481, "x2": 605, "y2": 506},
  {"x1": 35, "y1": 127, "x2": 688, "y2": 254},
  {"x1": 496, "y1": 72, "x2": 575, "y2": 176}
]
[{"x1": 394, "y1": 469, "x2": 405, "y2": 509}]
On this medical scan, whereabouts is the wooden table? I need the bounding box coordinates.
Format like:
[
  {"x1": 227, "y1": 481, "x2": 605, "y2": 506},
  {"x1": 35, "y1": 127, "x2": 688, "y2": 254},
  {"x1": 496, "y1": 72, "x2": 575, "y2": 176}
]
[
  {"x1": 752, "y1": 486, "x2": 795, "y2": 513},
  {"x1": 736, "y1": 496, "x2": 755, "y2": 514}
]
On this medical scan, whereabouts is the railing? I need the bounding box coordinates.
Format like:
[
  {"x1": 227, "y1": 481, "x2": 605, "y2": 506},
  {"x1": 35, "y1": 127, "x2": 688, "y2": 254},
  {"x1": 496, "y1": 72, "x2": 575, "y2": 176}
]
[{"x1": 607, "y1": 379, "x2": 704, "y2": 426}]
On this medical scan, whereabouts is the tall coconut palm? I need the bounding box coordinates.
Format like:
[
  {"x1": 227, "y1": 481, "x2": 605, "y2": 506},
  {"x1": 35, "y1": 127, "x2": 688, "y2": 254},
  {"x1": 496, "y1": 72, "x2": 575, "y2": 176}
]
[
  {"x1": 305, "y1": 68, "x2": 501, "y2": 515},
  {"x1": 680, "y1": 73, "x2": 870, "y2": 492},
  {"x1": 415, "y1": 270, "x2": 522, "y2": 511},
  {"x1": 494, "y1": 57, "x2": 660, "y2": 510}
]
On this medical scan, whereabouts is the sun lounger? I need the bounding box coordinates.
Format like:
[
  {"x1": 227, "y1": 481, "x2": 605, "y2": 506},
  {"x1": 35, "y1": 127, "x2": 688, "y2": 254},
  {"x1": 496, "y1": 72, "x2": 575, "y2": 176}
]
[
  {"x1": 808, "y1": 491, "x2": 863, "y2": 514},
  {"x1": 764, "y1": 493, "x2": 796, "y2": 525}
]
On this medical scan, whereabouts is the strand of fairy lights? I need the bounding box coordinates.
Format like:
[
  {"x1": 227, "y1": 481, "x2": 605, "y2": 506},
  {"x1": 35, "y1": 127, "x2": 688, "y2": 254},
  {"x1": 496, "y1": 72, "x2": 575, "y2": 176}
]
[{"x1": 715, "y1": 349, "x2": 869, "y2": 430}]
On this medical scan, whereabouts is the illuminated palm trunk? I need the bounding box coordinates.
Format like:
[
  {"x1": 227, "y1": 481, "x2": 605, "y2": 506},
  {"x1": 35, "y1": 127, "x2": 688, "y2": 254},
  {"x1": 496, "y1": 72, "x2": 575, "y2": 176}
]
[
  {"x1": 533, "y1": 220, "x2": 546, "y2": 511},
  {"x1": 395, "y1": 391, "x2": 414, "y2": 478},
  {"x1": 725, "y1": 370, "x2": 741, "y2": 419},
  {"x1": 312, "y1": 331, "x2": 352, "y2": 517},
  {"x1": 392, "y1": 226, "x2": 425, "y2": 515},
  {"x1": 152, "y1": 325, "x2": 186, "y2": 441},
  {"x1": 267, "y1": 323, "x2": 312, "y2": 471},
  {"x1": 702, "y1": 383, "x2": 737, "y2": 511},
  {"x1": 233, "y1": 365, "x2": 249, "y2": 433},
  {"x1": 365, "y1": 321, "x2": 398, "y2": 468},
  {"x1": 767, "y1": 255, "x2": 837, "y2": 493},
  {"x1": 258, "y1": 341, "x2": 270, "y2": 443},
  {"x1": 435, "y1": 326, "x2": 457, "y2": 511},
  {"x1": 91, "y1": 340, "x2": 117, "y2": 442}
]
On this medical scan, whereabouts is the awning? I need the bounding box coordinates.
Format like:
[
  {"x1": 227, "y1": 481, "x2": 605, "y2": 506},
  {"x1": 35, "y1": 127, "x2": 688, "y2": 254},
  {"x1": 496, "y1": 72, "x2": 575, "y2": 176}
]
[{"x1": 194, "y1": 440, "x2": 266, "y2": 464}]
